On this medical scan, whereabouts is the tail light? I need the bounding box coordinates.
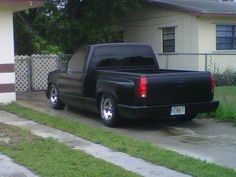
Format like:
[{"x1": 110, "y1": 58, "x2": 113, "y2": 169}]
[
  {"x1": 138, "y1": 76, "x2": 147, "y2": 98},
  {"x1": 210, "y1": 74, "x2": 215, "y2": 93}
]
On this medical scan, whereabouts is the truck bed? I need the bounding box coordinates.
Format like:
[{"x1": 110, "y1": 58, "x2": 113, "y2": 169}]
[{"x1": 97, "y1": 68, "x2": 212, "y2": 106}]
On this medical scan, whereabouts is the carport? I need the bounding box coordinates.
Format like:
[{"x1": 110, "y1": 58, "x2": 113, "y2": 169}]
[{"x1": 0, "y1": 0, "x2": 43, "y2": 104}]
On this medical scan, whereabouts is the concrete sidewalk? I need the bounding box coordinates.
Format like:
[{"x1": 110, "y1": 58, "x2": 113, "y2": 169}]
[
  {"x1": 0, "y1": 154, "x2": 38, "y2": 177},
  {"x1": 0, "y1": 111, "x2": 190, "y2": 177}
]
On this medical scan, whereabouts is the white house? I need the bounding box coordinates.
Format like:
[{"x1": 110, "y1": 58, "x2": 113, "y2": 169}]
[
  {"x1": 121, "y1": 0, "x2": 236, "y2": 71},
  {"x1": 0, "y1": 0, "x2": 43, "y2": 104}
]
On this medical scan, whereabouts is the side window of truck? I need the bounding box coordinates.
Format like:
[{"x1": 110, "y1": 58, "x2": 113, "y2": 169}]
[{"x1": 68, "y1": 47, "x2": 89, "y2": 72}]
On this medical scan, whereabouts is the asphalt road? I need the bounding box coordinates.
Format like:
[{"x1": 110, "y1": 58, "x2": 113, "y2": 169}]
[{"x1": 17, "y1": 92, "x2": 236, "y2": 170}]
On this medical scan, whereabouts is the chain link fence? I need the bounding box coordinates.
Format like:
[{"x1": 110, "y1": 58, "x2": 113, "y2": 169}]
[
  {"x1": 15, "y1": 53, "x2": 236, "y2": 92},
  {"x1": 156, "y1": 53, "x2": 236, "y2": 86}
]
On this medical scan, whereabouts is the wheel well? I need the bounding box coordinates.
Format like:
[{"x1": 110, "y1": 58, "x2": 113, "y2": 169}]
[
  {"x1": 96, "y1": 92, "x2": 103, "y2": 110},
  {"x1": 48, "y1": 82, "x2": 56, "y2": 90},
  {"x1": 47, "y1": 82, "x2": 54, "y2": 98},
  {"x1": 46, "y1": 83, "x2": 52, "y2": 98},
  {"x1": 48, "y1": 83, "x2": 52, "y2": 89}
]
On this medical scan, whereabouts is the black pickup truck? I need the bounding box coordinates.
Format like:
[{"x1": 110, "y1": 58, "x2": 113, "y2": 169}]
[{"x1": 46, "y1": 43, "x2": 219, "y2": 127}]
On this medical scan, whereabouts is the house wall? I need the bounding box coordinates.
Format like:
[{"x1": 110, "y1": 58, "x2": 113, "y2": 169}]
[
  {"x1": 122, "y1": 7, "x2": 236, "y2": 72},
  {"x1": 0, "y1": 10, "x2": 16, "y2": 103},
  {"x1": 198, "y1": 16, "x2": 236, "y2": 72},
  {"x1": 122, "y1": 6, "x2": 200, "y2": 70}
]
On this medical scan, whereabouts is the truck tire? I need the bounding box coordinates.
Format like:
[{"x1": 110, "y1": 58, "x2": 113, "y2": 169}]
[
  {"x1": 99, "y1": 94, "x2": 119, "y2": 127},
  {"x1": 48, "y1": 84, "x2": 65, "y2": 110}
]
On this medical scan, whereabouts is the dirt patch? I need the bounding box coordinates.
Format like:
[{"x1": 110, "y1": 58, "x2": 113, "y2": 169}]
[{"x1": 0, "y1": 123, "x2": 34, "y2": 146}]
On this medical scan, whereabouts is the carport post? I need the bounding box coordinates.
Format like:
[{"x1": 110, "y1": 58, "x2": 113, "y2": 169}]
[
  {"x1": 0, "y1": 11, "x2": 16, "y2": 103},
  {"x1": 0, "y1": 0, "x2": 43, "y2": 103}
]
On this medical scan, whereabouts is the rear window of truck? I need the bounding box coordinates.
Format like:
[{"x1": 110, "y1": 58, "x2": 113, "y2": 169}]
[{"x1": 92, "y1": 45, "x2": 156, "y2": 68}]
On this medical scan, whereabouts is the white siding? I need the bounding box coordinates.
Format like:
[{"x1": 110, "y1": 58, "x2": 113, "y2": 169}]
[
  {"x1": 0, "y1": 73, "x2": 15, "y2": 84},
  {"x1": 0, "y1": 93, "x2": 16, "y2": 104}
]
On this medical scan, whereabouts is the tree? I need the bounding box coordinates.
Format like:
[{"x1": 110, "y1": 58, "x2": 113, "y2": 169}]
[{"x1": 14, "y1": 0, "x2": 144, "y2": 55}]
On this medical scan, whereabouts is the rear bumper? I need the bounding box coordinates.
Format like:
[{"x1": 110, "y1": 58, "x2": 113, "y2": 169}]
[{"x1": 118, "y1": 100, "x2": 219, "y2": 119}]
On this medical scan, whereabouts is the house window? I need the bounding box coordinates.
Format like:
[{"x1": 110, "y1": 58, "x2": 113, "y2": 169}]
[
  {"x1": 216, "y1": 25, "x2": 236, "y2": 50},
  {"x1": 163, "y1": 27, "x2": 175, "y2": 53}
]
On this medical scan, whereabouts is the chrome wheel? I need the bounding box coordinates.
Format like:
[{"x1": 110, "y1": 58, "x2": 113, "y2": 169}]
[
  {"x1": 99, "y1": 94, "x2": 119, "y2": 127},
  {"x1": 48, "y1": 84, "x2": 65, "y2": 110},
  {"x1": 50, "y1": 87, "x2": 58, "y2": 105},
  {"x1": 101, "y1": 97, "x2": 113, "y2": 121}
]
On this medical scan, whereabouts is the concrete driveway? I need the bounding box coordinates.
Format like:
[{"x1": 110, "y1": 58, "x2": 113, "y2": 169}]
[{"x1": 17, "y1": 92, "x2": 236, "y2": 170}]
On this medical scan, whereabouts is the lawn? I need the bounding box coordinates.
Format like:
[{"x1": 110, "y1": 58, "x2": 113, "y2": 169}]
[
  {"x1": 212, "y1": 86, "x2": 236, "y2": 124},
  {"x1": 0, "y1": 123, "x2": 139, "y2": 177},
  {"x1": 0, "y1": 103, "x2": 236, "y2": 177}
]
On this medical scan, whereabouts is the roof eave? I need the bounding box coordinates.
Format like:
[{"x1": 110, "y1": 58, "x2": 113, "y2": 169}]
[
  {"x1": 148, "y1": 0, "x2": 236, "y2": 17},
  {"x1": 194, "y1": 12, "x2": 236, "y2": 17}
]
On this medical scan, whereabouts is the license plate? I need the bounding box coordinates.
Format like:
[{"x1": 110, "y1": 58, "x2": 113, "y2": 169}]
[{"x1": 171, "y1": 106, "x2": 185, "y2": 116}]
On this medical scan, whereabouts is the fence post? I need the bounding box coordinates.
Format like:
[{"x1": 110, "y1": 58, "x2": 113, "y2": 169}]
[
  {"x1": 205, "y1": 54, "x2": 208, "y2": 71},
  {"x1": 27, "y1": 55, "x2": 33, "y2": 91}
]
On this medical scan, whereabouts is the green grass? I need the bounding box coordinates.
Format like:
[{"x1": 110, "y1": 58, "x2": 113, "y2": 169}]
[
  {"x1": 0, "y1": 124, "x2": 139, "y2": 177},
  {"x1": 1, "y1": 103, "x2": 236, "y2": 177},
  {"x1": 211, "y1": 86, "x2": 236, "y2": 124}
]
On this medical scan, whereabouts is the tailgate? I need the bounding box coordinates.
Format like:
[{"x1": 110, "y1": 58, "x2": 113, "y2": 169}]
[{"x1": 147, "y1": 72, "x2": 213, "y2": 106}]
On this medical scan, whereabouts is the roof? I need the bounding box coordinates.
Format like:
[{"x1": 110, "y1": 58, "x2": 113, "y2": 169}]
[{"x1": 148, "y1": 0, "x2": 236, "y2": 16}]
